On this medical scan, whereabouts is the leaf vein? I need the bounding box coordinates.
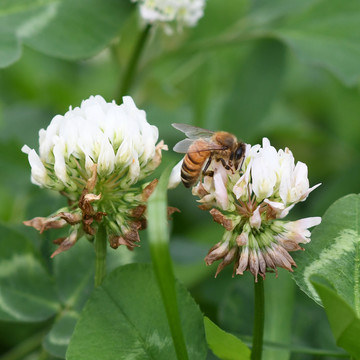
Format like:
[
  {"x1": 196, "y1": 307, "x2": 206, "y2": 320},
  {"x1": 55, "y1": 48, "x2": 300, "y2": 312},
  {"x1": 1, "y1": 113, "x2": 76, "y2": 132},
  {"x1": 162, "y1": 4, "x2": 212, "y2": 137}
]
[{"x1": 101, "y1": 286, "x2": 155, "y2": 360}]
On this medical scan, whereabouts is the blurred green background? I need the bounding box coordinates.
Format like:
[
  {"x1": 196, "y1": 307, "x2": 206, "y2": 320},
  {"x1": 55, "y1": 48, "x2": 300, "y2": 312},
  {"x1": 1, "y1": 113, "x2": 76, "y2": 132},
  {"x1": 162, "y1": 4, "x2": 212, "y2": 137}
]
[{"x1": 1, "y1": 0, "x2": 359, "y2": 359}]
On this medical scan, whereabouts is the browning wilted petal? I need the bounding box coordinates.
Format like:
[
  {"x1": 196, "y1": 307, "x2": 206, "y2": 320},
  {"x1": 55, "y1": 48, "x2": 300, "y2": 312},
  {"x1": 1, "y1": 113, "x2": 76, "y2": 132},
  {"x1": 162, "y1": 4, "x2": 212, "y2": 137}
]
[
  {"x1": 209, "y1": 209, "x2": 234, "y2": 231},
  {"x1": 167, "y1": 206, "x2": 180, "y2": 218},
  {"x1": 205, "y1": 242, "x2": 229, "y2": 266},
  {"x1": 236, "y1": 246, "x2": 249, "y2": 275},
  {"x1": 83, "y1": 193, "x2": 102, "y2": 203},
  {"x1": 130, "y1": 205, "x2": 147, "y2": 218},
  {"x1": 257, "y1": 250, "x2": 267, "y2": 280},
  {"x1": 194, "y1": 182, "x2": 209, "y2": 197},
  {"x1": 86, "y1": 164, "x2": 98, "y2": 191},
  {"x1": 142, "y1": 179, "x2": 158, "y2": 201},
  {"x1": 51, "y1": 231, "x2": 78, "y2": 258},
  {"x1": 23, "y1": 217, "x2": 67, "y2": 234},
  {"x1": 58, "y1": 212, "x2": 82, "y2": 225},
  {"x1": 147, "y1": 141, "x2": 168, "y2": 171},
  {"x1": 109, "y1": 228, "x2": 141, "y2": 250},
  {"x1": 249, "y1": 250, "x2": 260, "y2": 281},
  {"x1": 215, "y1": 246, "x2": 238, "y2": 277},
  {"x1": 198, "y1": 204, "x2": 212, "y2": 211}
]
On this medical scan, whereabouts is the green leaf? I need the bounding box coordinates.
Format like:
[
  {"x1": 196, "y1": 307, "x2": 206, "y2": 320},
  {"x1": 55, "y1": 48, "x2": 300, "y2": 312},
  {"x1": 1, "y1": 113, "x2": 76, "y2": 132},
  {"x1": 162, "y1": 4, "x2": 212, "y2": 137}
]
[
  {"x1": 311, "y1": 278, "x2": 360, "y2": 359},
  {"x1": 0, "y1": 0, "x2": 134, "y2": 67},
  {"x1": 248, "y1": 0, "x2": 317, "y2": 26},
  {"x1": 0, "y1": 0, "x2": 57, "y2": 67},
  {"x1": 191, "y1": 0, "x2": 249, "y2": 40},
  {"x1": 53, "y1": 238, "x2": 95, "y2": 311},
  {"x1": 66, "y1": 263, "x2": 207, "y2": 360},
  {"x1": 43, "y1": 311, "x2": 78, "y2": 359},
  {"x1": 42, "y1": 239, "x2": 95, "y2": 359},
  {"x1": 222, "y1": 39, "x2": 286, "y2": 138},
  {"x1": 204, "y1": 316, "x2": 251, "y2": 360},
  {"x1": 24, "y1": 0, "x2": 134, "y2": 60},
  {"x1": 272, "y1": 0, "x2": 360, "y2": 86},
  {"x1": 293, "y1": 194, "x2": 360, "y2": 314},
  {"x1": 0, "y1": 33, "x2": 21, "y2": 67},
  {"x1": 0, "y1": 224, "x2": 60, "y2": 322}
]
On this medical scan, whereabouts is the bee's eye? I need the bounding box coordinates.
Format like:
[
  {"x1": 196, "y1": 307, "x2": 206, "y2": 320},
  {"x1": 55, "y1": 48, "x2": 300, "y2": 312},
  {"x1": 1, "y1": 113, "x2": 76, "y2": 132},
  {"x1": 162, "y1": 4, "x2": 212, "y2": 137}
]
[{"x1": 235, "y1": 146, "x2": 243, "y2": 160}]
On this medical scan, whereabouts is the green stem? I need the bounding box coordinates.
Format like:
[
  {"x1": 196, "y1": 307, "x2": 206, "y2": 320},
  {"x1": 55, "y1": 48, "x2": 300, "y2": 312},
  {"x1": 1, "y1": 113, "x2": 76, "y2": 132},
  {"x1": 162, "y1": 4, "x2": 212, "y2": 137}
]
[
  {"x1": 0, "y1": 330, "x2": 46, "y2": 360},
  {"x1": 94, "y1": 223, "x2": 107, "y2": 287},
  {"x1": 116, "y1": 24, "x2": 152, "y2": 102},
  {"x1": 147, "y1": 165, "x2": 189, "y2": 360},
  {"x1": 251, "y1": 277, "x2": 265, "y2": 360}
]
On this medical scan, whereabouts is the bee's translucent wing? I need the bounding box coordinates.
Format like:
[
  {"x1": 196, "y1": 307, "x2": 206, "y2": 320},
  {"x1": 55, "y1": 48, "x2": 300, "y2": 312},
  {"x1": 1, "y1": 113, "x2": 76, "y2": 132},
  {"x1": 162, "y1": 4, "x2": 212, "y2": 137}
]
[
  {"x1": 173, "y1": 139, "x2": 195, "y2": 153},
  {"x1": 172, "y1": 123, "x2": 214, "y2": 139},
  {"x1": 173, "y1": 138, "x2": 226, "y2": 154}
]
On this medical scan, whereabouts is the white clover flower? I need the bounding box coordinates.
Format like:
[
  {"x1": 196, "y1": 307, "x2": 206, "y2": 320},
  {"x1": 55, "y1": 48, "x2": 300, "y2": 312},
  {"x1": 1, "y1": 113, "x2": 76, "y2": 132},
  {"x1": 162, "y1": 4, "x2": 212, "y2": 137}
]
[
  {"x1": 173, "y1": 137, "x2": 321, "y2": 280},
  {"x1": 133, "y1": 0, "x2": 206, "y2": 31},
  {"x1": 22, "y1": 95, "x2": 167, "y2": 256}
]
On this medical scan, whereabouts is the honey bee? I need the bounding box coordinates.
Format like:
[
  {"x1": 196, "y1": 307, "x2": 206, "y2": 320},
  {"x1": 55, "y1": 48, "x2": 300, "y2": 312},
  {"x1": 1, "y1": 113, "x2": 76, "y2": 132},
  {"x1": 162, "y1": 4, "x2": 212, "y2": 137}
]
[{"x1": 172, "y1": 123, "x2": 246, "y2": 188}]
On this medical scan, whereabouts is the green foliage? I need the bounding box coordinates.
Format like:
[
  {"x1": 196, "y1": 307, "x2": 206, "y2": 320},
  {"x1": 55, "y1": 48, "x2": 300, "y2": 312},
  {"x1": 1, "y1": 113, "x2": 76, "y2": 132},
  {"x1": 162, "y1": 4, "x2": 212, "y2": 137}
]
[
  {"x1": 43, "y1": 239, "x2": 95, "y2": 358},
  {"x1": 0, "y1": 0, "x2": 134, "y2": 67},
  {"x1": 222, "y1": 39, "x2": 286, "y2": 138},
  {"x1": 66, "y1": 263, "x2": 207, "y2": 360},
  {"x1": 312, "y1": 278, "x2": 360, "y2": 359},
  {"x1": 0, "y1": 224, "x2": 59, "y2": 322},
  {"x1": 293, "y1": 194, "x2": 360, "y2": 310},
  {"x1": 293, "y1": 194, "x2": 360, "y2": 358},
  {"x1": 204, "y1": 316, "x2": 250, "y2": 360},
  {"x1": 271, "y1": 0, "x2": 360, "y2": 86}
]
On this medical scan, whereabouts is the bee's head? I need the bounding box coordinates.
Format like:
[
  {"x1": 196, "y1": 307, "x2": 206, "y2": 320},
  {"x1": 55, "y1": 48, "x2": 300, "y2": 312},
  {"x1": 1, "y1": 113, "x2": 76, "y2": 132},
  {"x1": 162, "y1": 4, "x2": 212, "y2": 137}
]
[{"x1": 234, "y1": 142, "x2": 246, "y2": 170}]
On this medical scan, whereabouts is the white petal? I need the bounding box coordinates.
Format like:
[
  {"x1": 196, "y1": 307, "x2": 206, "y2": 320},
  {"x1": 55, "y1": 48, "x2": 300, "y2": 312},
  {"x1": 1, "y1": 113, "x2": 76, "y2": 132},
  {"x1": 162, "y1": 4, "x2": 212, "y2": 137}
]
[
  {"x1": 233, "y1": 159, "x2": 252, "y2": 199},
  {"x1": 264, "y1": 199, "x2": 285, "y2": 210},
  {"x1": 38, "y1": 115, "x2": 62, "y2": 161},
  {"x1": 168, "y1": 159, "x2": 183, "y2": 189},
  {"x1": 249, "y1": 206, "x2": 262, "y2": 229},
  {"x1": 22, "y1": 146, "x2": 49, "y2": 186},
  {"x1": 98, "y1": 137, "x2": 115, "y2": 176},
  {"x1": 128, "y1": 154, "x2": 141, "y2": 184},
  {"x1": 214, "y1": 168, "x2": 229, "y2": 210},
  {"x1": 251, "y1": 156, "x2": 277, "y2": 200},
  {"x1": 53, "y1": 139, "x2": 68, "y2": 184},
  {"x1": 288, "y1": 216, "x2": 322, "y2": 230}
]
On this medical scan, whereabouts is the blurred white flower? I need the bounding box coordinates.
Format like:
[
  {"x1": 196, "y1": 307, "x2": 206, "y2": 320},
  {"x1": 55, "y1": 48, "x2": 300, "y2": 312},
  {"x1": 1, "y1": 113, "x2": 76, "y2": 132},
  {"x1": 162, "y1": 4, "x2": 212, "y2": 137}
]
[
  {"x1": 133, "y1": 0, "x2": 206, "y2": 31},
  {"x1": 168, "y1": 159, "x2": 183, "y2": 189},
  {"x1": 175, "y1": 137, "x2": 321, "y2": 280},
  {"x1": 22, "y1": 95, "x2": 167, "y2": 256}
]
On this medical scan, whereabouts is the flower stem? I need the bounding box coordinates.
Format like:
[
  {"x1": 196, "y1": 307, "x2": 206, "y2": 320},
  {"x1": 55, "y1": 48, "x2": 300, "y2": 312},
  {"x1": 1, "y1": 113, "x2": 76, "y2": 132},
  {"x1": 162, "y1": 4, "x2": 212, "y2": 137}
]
[
  {"x1": 147, "y1": 165, "x2": 190, "y2": 360},
  {"x1": 116, "y1": 24, "x2": 152, "y2": 102},
  {"x1": 251, "y1": 277, "x2": 265, "y2": 360},
  {"x1": 94, "y1": 223, "x2": 107, "y2": 287}
]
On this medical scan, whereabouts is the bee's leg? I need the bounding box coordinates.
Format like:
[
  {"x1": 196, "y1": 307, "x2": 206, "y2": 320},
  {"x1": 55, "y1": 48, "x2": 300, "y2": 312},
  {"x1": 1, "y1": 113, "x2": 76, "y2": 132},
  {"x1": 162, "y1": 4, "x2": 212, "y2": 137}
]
[
  {"x1": 220, "y1": 158, "x2": 234, "y2": 174},
  {"x1": 203, "y1": 170, "x2": 214, "y2": 177},
  {"x1": 201, "y1": 156, "x2": 214, "y2": 179},
  {"x1": 202, "y1": 156, "x2": 212, "y2": 174}
]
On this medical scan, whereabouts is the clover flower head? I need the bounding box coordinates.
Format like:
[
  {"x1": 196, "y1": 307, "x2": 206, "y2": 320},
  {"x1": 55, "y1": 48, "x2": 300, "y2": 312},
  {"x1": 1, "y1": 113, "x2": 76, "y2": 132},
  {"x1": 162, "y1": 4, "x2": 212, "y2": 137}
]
[
  {"x1": 22, "y1": 95, "x2": 167, "y2": 256},
  {"x1": 171, "y1": 137, "x2": 321, "y2": 280},
  {"x1": 132, "y1": 0, "x2": 206, "y2": 32}
]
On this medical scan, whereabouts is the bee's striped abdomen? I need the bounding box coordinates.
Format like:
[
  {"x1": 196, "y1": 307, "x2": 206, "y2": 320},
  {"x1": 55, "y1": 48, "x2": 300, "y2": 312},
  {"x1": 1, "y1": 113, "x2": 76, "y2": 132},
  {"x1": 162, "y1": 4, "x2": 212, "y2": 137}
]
[{"x1": 181, "y1": 141, "x2": 211, "y2": 188}]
